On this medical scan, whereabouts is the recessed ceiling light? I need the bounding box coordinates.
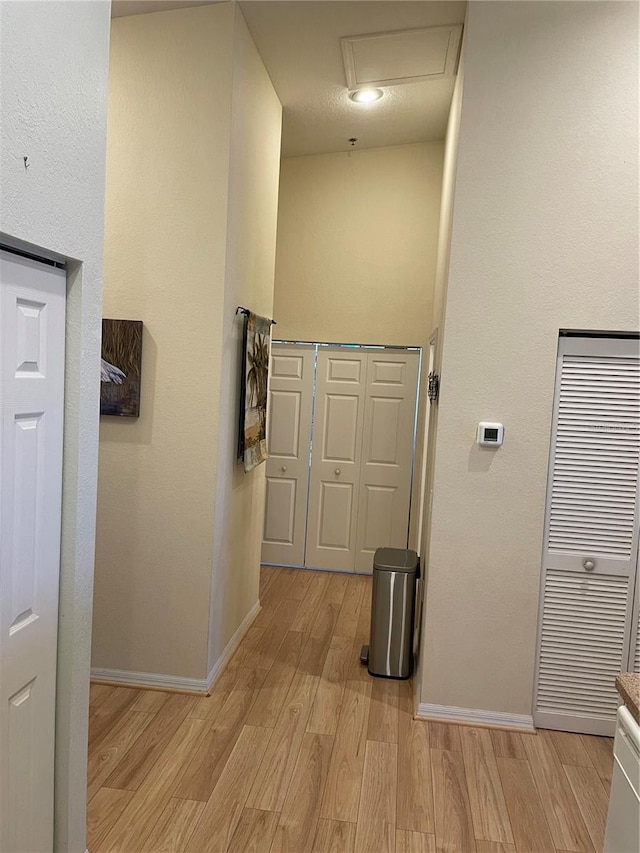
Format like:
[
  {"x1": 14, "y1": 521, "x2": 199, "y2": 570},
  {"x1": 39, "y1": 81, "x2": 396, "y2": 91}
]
[{"x1": 348, "y1": 88, "x2": 384, "y2": 104}]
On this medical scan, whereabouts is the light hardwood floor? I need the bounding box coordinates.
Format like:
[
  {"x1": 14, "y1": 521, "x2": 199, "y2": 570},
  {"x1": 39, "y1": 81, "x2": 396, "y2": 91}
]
[{"x1": 88, "y1": 567, "x2": 613, "y2": 853}]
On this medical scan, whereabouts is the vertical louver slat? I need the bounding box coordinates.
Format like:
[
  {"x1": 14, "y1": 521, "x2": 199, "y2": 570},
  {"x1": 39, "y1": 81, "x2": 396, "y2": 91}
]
[
  {"x1": 537, "y1": 572, "x2": 629, "y2": 718},
  {"x1": 634, "y1": 611, "x2": 640, "y2": 673},
  {"x1": 548, "y1": 356, "x2": 640, "y2": 557}
]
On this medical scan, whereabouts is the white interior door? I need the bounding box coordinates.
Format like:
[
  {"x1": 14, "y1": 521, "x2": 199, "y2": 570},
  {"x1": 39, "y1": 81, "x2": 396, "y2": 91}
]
[
  {"x1": 261, "y1": 344, "x2": 314, "y2": 567},
  {"x1": 354, "y1": 350, "x2": 420, "y2": 573},
  {"x1": 534, "y1": 335, "x2": 640, "y2": 736},
  {"x1": 0, "y1": 250, "x2": 66, "y2": 852},
  {"x1": 305, "y1": 349, "x2": 367, "y2": 572}
]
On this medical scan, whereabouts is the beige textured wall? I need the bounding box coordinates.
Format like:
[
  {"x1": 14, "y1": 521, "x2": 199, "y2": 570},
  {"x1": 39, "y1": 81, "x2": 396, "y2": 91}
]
[
  {"x1": 273, "y1": 143, "x2": 443, "y2": 349},
  {"x1": 421, "y1": 0, "x2": 639, "y2": 716},
  {"x1": 93, "y1": 4, "x2": 235, "y2": 679},
  {"x1": 414, "y1": 53, "x2": 465, "y2": 694},
  {"x1": 208, "y1": 9, "x2": 282, "y2": 670}
]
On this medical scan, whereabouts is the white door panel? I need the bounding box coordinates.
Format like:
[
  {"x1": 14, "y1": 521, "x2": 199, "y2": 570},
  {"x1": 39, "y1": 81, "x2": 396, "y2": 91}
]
[
  {"x1": 306, "y1": 350, "x2": 366, "y2": 572},
  {"x1": 354, "y1": 352, "x2": 419, "y2": 573},
  {"x1": 0, "y1": 250, "x2": 66, "y2": 853},
  {"x1": 534, "y1": 336, "x2": 640, "y2": 735},
  {"x1": 262, "y1": 345, "x2": 314, "y2": 566}
]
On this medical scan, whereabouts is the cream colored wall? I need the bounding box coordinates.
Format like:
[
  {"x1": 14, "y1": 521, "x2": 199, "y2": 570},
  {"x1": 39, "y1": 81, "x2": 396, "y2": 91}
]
[
  {"x1": 420, "y1": 0, "x2": 639, "y2": 716},
  {"x1": 1, "y1": 3, "x2": 111, "y2": 847},
  {"x1": 273, "y1": 143, "x2": 443, "y2": 348},
  {"x1": 415, "y1": 53, "x2": 465, "y2": 694},
  {"x1": 208, "y1": 9, "x2": 282, "y2": 670},
  {"x1": 93, "y1": 4, "x2": 235, "y2": 679}
]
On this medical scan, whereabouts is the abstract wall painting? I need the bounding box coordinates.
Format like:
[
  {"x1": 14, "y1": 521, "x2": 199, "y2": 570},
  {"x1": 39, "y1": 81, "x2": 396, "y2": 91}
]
[{"x1": 100, "y1": 319, "x2": 143, "y2": 417}]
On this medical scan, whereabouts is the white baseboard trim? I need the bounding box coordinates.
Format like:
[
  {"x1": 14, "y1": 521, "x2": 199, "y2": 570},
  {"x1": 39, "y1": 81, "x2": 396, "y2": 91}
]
[
  {"x1": 416, "y1": 702, "x2": 535, "y2": 732},
  {"x1": 91, "y1": 600, "x2": 261, "y2": 695},
  {"x1": 205, "y1": 600, "x2": 261, "y2": 692}
]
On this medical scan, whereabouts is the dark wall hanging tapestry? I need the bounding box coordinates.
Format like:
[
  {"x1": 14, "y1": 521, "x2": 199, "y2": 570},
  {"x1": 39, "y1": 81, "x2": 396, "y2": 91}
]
[
  {"x1": 100, "y1": 319, "x2": 143, "y2": 417},
  {"x1": 238, "y1": 311, "x2": 272, "y2": 472}
]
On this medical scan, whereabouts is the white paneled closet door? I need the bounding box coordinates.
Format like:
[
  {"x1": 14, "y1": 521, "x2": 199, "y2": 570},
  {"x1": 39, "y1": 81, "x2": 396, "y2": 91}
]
[
  {"x1": 534, "y1": 335, "x2": 640, "y2": 736},
  {"x1": 0, "y1": 251, "x2": 66, "y2": 853},
  {"x1": 262, "y1": 344, "x2": 314, "y2": 567},
  {"x1": 305, "y1": 349, "x2": 367, "y2": 572},
  {"x1": 354, "y1": 351, "x2": 420, "y2": 573}
]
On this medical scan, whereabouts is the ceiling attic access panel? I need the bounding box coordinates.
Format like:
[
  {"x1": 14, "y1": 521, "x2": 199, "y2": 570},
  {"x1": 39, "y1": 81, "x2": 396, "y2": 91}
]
[{"x1": 341, "y1": 24, "x2": 462, "y2": 89}]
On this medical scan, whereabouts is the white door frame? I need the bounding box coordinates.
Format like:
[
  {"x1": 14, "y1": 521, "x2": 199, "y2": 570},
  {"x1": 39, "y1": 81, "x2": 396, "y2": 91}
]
[{"x1": 0, "y1": 235, "x2": 99, "y2": 853}]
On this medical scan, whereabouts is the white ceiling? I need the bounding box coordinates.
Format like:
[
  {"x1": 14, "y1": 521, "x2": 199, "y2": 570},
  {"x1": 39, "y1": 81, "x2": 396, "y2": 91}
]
[{"x1": 111, "y1": 0, "x2": 466, "y2": 158}]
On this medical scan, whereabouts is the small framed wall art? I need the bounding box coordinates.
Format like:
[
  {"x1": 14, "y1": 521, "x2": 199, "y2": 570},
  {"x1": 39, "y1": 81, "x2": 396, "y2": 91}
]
[{"x1": 100, "y1": 319, "x2": 143, "y2": 417}]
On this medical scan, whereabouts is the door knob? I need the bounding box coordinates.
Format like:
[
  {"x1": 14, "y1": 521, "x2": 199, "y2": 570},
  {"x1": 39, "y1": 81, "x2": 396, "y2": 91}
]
[
  {"x1": 281, "y1": 465, "x2": 287, "y2": 473},
  {"x1": 335, "y1": 468, "x2": 341, "y2": 476},
  {"x1": 583, "y1": 558, "x2": 596, "y2": 571}
]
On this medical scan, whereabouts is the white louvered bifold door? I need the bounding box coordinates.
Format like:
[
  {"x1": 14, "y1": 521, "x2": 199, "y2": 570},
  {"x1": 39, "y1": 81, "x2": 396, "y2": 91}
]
[
  {"x1": 534, "y1": 336, "x2": 640, "y2": 736},
  {"x1": 630, "y1": 551, "x2": 640, "y2": 673}
]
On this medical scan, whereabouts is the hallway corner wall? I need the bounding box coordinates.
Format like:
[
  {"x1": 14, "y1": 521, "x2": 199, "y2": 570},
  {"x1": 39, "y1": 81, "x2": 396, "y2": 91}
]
[
  {"x1": 420, "y1": 0, "x2": 639, "y2": 718},
  {"x1": 208, "y1": 6, "x2": 283, "y2": 674},
  {"x1": 94, "y1": 3, "x2": 235, "y2": 681}
]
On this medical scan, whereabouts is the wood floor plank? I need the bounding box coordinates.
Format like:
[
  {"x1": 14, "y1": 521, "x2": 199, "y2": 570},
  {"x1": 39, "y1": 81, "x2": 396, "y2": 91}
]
[
  {"x1": 259, "y1": 565, "x2": 280, "y2": 598},
  {"x1": 545, "y1": 729, "x2": 593, "y2": 768},
  {"x1": 87, "y1": 787, "x2": 135, "y2": 852},
  {"x1": 227, "y1": 808, "x2": 280, "y2": 853},
  {"x1": 246, "y1": 631, "x2": 305, "y2": 728},
  {"x1": 324, "y1": 572, "x2": 349, "y2": 606},
  {"x1": 395, "y1": 829, "x2": 436, "y2": 853},
  {"x1": 129, "y1": 689, "x2": 171, "y2": 714},
  {"x1": 489, "y1": 730, "x2": 526, "y2": 760},
  {"x1": 496, "y1": 757, "x2": 555, "y2": 853},
  {"x1": 271, "y1": 732, "x2": 334, "y2": 853},
  {"x1": 474, "y1": 842, "x2": 516, "y2": 853},
  {"x1": 429, "y1": 721, "x2": 461, "y2": 752},
  {"x1": 320, "y1": 680, "x2": 372, "y2": 823},
  {"x1": 105, "y1": 693, "x2": 197, "y2": 791},
  {"x1": 432, "y1": 748, "x2": 477, "y2": 853},
  {"x1": 307, "y1": 635, "x2": 352, "y2": 736},
  {"x1": 185, "y1": 725, "x2": 273, "y2": 853},
  {"x1": 268, "y1": 568, "x2": 314, "y2": 603},
  {"x1": 522, "y1": 729, "x2": 593, "y2": 852},
  {"x1": 346, "y1": 586, "x2": 372, "y2": 682},
  {"x1": 87, "y1": 710, "x2": 155, "y2": 801},
  {"x1": 312, "y1": 819, "x2": 356, "y2": 853},
  {"x1": 354, "y1": 740, "x2": 397, "y2": 853},
  {"x1": 459, "y1": 726, "x2": 514, "y2": 845},
  {"x1": 563, "y1": 763, "x2": 609, "y2": 853},
  {"x1": 580, "y1": 735, "x2": 613, "y2": 788},
  {"x1": 253, "y1": 596, "x2": 301, "y2": 668},
  {"x1": 334, "y1": 580, "x2": 364, "y2": 639},
  {"x1": 299, "y1": 601, "x2": 342, "y2": 678},
  {"x1": 367, "y1": 677, "x2": 399, "y2": 744},
  {"x1": 174, "y1": 667, "x2": 267, "y2": 801},
  {"x1": 89, "y1": 687, "x2": 141, "y2": 748},
  {"x1": 246, "y1": 672, "x2": 319, "y2": 812},
  {"x1": 292, "y1": 573, "x2": 331, "y2": 634},
  {"x1": 188, "y1": 665, "x2": 241, "y2": 721},
  {"x1": 140, "y1": 797, "x2": 205, "y2": 852},
  {"x1": 90, "y1": 683, "x2": 114, "y2": 714},
  {"x1": 397, "y1": 683, "x2": 433, "y2": 834},
  {"x1": 233, "y1": 625, "x2": 269, "y2": 670},
  {"x1": 96, "y1": 716, "x2": 211, "y2": 853}
]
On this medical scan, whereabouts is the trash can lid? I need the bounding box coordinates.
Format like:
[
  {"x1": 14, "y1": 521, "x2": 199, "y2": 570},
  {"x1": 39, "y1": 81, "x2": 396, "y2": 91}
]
[{"x1": 373, "y1": 547, "x2": 419, "y2": 574}]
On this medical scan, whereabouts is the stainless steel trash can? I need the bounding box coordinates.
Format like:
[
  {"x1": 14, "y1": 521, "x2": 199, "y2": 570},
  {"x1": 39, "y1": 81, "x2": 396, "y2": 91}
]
[{"x1": 362, "y1": 547, "x2": 420, "y2": 679}]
